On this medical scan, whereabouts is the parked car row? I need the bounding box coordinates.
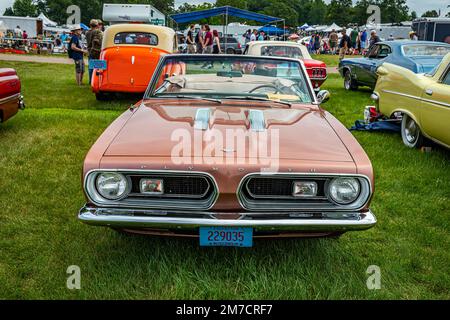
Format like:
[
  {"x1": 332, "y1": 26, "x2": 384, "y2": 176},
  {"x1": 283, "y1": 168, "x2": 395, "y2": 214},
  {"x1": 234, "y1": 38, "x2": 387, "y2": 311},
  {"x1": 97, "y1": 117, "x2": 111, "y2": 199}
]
[
  {"x1": 90, "y1": 24, "x2": 329, "y2": 101},
  {"x1": 5, "y1": 23, "x2": 447, "y2": 245},
  {"x1": 339, "y1": 40, "x2": 450, "y2": 90},
  {"x1": 339, "y1": 40, "x2": 450, "y2": 149}
]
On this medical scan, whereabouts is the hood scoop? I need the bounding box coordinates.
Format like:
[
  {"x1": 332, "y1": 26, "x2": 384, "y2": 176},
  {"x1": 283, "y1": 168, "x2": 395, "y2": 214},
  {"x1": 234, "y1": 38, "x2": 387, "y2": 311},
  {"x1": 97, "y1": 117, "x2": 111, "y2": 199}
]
[
  {"x1": 248, "y1": 110, "x2": 266, "y2": 132},
  {"x1": 194, "y1": 108, "x2": 211, "y2": 130},
  {"x1": 194, "y1": 108, "x2": 266, "y2": 131}
]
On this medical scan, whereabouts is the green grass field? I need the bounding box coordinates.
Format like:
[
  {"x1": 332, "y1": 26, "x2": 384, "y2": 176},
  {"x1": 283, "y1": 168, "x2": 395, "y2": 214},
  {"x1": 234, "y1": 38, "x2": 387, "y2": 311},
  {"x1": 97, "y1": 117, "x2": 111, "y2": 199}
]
[
  {"x1": 0, "y1": 61, "x2": 449, "y2": 299},
  {"x1": 311, "y1": 54, "x2": 362, "y2": 67}
]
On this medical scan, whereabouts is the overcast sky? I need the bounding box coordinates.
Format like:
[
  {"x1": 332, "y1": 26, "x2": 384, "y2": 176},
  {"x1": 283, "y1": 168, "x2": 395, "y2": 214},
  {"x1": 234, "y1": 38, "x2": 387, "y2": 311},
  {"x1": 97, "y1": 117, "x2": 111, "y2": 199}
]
[
  {"x1": 0, "y1": 0, "x2": 448, "y2": 18},
  {"x1": 174, "y1": 0, "x2": 450, "y2": 16}
]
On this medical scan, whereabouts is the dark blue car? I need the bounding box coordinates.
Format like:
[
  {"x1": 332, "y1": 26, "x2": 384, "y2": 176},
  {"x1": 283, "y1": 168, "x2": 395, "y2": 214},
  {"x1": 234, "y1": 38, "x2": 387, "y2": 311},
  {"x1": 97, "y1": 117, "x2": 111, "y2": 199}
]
[{"x1": 338, "y1": 40, "x2": 450, "y2": 90}]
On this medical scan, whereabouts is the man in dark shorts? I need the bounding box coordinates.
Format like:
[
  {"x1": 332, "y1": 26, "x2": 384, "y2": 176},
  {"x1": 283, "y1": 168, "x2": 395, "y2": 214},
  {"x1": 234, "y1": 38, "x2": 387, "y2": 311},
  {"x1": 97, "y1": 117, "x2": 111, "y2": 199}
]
[
  {"x1": 339, "y1": 29, "x2": 351, "y2": 60},
  {"x1": 69, "y1": 25, "x2": 87, "y2": 86},
  {"x1": 350, "y1": 28, "x2": 358, "y2": 51},
  {"x1": 329, "y1": 29, "x2": 338, "y2": 54}
]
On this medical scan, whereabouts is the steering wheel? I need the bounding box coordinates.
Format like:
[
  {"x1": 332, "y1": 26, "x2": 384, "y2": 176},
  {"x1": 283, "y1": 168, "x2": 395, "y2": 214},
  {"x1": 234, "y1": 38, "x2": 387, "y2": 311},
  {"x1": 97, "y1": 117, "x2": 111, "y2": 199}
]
[{"x1": 249, "y1": 84, "x2": 280, "y2": 94}]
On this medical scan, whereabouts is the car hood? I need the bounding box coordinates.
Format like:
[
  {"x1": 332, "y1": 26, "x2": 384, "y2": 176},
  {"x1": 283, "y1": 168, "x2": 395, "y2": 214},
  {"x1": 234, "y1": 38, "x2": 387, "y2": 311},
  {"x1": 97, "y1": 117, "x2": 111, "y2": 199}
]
[
  {"x1": 408, "y1": 56, "x2": 444, "y2": 73},
  {"x1": 104, "y1": 100, "x2": 354, "y2": 162}
]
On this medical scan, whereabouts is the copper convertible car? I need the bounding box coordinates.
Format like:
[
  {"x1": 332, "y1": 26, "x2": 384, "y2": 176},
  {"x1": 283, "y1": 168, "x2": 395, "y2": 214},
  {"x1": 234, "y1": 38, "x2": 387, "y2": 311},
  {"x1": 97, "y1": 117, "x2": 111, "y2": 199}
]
[{"x1": 79, "y1": 55, "x2": 376, "y2": 246}]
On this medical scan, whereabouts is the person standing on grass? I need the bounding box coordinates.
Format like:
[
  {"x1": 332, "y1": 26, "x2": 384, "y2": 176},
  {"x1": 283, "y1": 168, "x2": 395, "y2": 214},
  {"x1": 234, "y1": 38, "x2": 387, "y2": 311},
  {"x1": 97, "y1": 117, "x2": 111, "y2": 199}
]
[
  {"x1": 88, "y1": 20, "x2": 103, "y2": 84},
  {"x1": 243, "y1": 29, "x2": 251, "y2": 44},
  {"x1": 212, "y1": 30, "x2": 221, "y2": 54},
  {"x1": 339, "y1": 29, "x2": 351, "y2": 61},
  {"x1": 250, "y1": 29, "x2": 257, "y2": 42},
  {"x1": 195, "y1": 25, "x2": 205, "y2": 54},
  {"x1": 329, "y1": 29, "x2": 338, "y2": 54},
  {"x1": 368, "y1": 30, "x2": 381, "y2": 52},
  {"x1": 85, "y1": 19, "x2": 97, "y2": 83},
  {"x1": 202, "y1": 25, "x2": 213, "y2": 54},
  {"x1": 258, "y1": 31, "x2": 265, "y2": 41},
  {"x1": 69, "y1": 25, "x2": 87, "y2": 86},
  {"x1": 313, "y1": 33, "x2": 321, "y2": 54},
  {"x1": 350, "y1": 28, "x2": 358, "y2": 53},
  {"x1": 187, "y1": 25, "x2": 196, "y2": 53}
]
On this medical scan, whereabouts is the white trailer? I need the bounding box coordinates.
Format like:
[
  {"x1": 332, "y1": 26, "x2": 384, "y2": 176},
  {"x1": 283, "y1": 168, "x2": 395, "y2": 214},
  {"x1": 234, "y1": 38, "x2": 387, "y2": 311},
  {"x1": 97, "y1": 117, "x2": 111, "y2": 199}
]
[
  {"x1": 0, "y1": 16, "x2": 43, "y2": 38},
  {"x1": 102, "y1": 3, "x2": 165, "y2": 25}
]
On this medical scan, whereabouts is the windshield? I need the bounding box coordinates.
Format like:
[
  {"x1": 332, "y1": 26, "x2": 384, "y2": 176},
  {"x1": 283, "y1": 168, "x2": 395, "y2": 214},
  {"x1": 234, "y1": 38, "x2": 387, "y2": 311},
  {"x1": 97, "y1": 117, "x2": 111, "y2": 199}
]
[
  {"x1": 261, "y1": 45, "x2": 304, "y2": 59},
  {"x1": 402, "y1": 44, "x2": 450, "y2": 57},
  {"x1": 146, "y1": 55, "x2": 313, "y2": 104}
]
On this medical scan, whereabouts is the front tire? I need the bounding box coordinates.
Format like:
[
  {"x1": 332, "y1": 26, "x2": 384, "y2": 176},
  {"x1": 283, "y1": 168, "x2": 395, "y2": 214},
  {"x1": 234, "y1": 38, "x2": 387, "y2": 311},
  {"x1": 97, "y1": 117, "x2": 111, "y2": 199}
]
[
  {"x1": 401, "y1": 114, "x2": 424, "y2": 148},
  {"x1": 226, "y1": 48, "x2": 235, "y2": 54},
  {"x1": 344, "y1": 70, "x2": 358, "y2": 91}
]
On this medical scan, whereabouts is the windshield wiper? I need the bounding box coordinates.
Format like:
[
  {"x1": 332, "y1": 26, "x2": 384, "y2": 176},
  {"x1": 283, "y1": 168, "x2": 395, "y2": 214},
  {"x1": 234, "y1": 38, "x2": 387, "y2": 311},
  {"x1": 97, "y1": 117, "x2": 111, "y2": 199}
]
[
  {"x1": 224, "y1": 96, "x2": 292, "y2": 107},
  {"x1": 153, "y1": 95, "x2": 222, "y2": 104}
]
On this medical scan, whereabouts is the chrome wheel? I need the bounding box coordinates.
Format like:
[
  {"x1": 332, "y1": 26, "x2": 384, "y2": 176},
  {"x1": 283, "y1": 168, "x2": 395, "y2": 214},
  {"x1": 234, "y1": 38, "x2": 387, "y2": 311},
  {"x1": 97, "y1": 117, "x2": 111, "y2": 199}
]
[
  {"x1": 344, "y1": 72, "x2": 351, "y2": 90},
  {"x1": 404, "y1": 117, "x2": 418, "y2": 143},
  {"x1": 401, "y1": 114, "x2": 423, "y2": 148}
]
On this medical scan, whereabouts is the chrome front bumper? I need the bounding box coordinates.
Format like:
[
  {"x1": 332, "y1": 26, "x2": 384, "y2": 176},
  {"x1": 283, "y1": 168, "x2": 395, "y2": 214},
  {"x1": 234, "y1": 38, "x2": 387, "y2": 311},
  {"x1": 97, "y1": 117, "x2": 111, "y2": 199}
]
[
  {"x1": 78, "y1": 205, "x2": 376, "y2": 232},
  {"x1": 18, "y1": 95, "x2": 25, "y2": 110}
]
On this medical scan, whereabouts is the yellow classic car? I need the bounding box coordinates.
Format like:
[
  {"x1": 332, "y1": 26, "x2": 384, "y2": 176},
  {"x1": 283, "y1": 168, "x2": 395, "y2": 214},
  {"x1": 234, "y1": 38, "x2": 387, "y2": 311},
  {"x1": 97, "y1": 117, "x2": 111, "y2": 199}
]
[{"x1": 372, "y1": 52, "x2": 450, "y2": 148}]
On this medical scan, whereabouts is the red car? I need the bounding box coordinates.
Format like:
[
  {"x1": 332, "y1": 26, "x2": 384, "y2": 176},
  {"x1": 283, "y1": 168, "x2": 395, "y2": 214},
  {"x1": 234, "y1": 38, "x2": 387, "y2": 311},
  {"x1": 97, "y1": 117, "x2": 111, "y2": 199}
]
[
  {"x1": 244, "y1": 41, "x2": 327, "y2": 91},
  {"x1": 0, "y1": 68, "x2": 24, "y2": 123}
]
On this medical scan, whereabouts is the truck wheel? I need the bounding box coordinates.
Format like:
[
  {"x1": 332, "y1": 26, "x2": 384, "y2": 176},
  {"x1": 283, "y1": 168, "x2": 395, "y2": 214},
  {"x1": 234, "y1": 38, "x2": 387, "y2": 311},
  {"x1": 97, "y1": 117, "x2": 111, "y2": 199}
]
[
  {"x1": 401, "y1": 114, "x2": 424, "y2": 148},
  {"x1": 344, "y1": 70, "x2": 358, "y2": 91},
  {"x1": 226, "y1": 48, "x2": 235, "y2": 54}
]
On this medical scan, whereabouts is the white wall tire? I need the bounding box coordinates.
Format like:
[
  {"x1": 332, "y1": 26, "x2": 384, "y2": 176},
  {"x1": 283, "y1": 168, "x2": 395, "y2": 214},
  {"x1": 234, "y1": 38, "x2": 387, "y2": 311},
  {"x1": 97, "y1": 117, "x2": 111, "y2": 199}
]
[{"x1": 401, "y1": 114, "x2": 424, "y2": 148}]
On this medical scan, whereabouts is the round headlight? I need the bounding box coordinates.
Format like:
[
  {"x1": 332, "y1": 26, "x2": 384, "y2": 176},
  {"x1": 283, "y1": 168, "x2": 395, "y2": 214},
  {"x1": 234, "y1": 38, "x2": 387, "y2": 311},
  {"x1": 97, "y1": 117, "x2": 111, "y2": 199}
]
[
  {"x1": 95, "y1": 172, "x2": 128, "y2": 200},
  {"x1": 328, "y1": 177, "x2": 360, "y2": 205}
]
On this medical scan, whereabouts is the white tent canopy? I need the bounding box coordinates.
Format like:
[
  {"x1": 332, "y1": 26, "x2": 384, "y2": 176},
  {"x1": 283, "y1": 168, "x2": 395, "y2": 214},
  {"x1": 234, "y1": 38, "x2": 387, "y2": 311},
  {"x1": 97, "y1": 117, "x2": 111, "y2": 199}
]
[
  {"x1": 0, "y1": 21, "x2": 7, "y2": 33},
  {"x1": 324, "y1": 23, "x2": 342, "y2": 32},
  {"x1": 44, "y1": 26, "x2": 70, "y2": 33},
  {"x1": 38, "y1": 12, "x2": 57, "y2": 27},
  {"x1": 315, "y1": 25, "x2": 328, "y2": 31}
]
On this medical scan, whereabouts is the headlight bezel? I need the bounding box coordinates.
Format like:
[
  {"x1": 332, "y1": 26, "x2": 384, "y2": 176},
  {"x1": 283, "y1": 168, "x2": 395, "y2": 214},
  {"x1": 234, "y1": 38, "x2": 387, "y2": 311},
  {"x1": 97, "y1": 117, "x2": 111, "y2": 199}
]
[
  {"x1": 325, "y1": 177, "x2": 362, "y2": 206},
  {"x1": 95, "y1": 172, "x2": 130, "y2": 201},
  {"x1": 85, "y1": 171, "x2": 132, "y2": 204}
]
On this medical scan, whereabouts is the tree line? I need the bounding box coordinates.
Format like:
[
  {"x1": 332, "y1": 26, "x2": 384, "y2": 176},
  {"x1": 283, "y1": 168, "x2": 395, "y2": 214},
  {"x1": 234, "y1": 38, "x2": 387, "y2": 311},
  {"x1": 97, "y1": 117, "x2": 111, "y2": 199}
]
[{"x1": 3, "y1": 0, "x2": 448, "y2": 27}]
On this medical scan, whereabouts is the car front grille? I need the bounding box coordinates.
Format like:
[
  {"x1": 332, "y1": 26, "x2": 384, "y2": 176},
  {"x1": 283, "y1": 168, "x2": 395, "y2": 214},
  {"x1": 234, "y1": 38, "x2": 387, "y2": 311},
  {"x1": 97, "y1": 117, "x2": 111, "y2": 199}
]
[
  {"x1": 129, "y1": 175, "x2": 210, "y2": 198},
  {"x1": 246, "y1": 177, "x2": 327, "y2": 198},
  {"x1": 86, "y1": 170, "x2": 218, "y2": 210},
  {"x1": 238, "y1": 174, "x2": 371, "y2": 211}
]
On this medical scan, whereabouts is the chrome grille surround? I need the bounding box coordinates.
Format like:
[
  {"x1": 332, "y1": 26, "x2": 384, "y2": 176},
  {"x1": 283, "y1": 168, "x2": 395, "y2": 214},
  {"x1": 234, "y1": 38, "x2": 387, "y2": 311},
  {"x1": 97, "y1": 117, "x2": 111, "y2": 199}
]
[
  {"x1": 237, "y1": 173, "x2": 372, "y2": 212},
  {"x1": 84, "y1": 169, "x2": 219, "y2": 210}
]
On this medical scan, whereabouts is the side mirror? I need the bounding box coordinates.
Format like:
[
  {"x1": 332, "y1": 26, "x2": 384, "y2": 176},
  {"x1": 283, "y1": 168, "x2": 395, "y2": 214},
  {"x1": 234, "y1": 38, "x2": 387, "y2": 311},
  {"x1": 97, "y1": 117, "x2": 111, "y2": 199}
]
[
  {"x1": 376, "y1": 66, "x2": 389, "y2": 76},
  {"x1": 316, "y1": 90, "x2": 330, "y2": 104}
]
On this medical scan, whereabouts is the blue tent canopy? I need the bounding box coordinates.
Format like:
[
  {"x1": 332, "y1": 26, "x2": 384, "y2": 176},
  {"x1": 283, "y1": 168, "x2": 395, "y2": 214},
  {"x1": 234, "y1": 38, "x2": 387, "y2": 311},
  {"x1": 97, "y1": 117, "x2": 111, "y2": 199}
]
[
  {"x1": 258, "y1": 25, "x2": 286, "y2": 36},
  {"x1": 299, "y1": 23, "x2": 309, "y2": 30},
  {"x1": 170, "y1": 6, "x2": 282, "y2": 24},
  {"x1": 80, "y1": 23, "x2": 89, "y2": 30}
]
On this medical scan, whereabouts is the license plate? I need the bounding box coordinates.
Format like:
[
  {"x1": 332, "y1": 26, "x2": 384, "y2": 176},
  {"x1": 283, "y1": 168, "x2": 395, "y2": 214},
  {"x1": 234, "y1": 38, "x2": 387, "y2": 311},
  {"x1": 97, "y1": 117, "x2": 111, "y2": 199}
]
[
  {"x1": 199, "y1": 227, "x2": 253, "y2": 247},
  {"x1": 89, "y1": 59, "x2": 107, "y2": 70}
]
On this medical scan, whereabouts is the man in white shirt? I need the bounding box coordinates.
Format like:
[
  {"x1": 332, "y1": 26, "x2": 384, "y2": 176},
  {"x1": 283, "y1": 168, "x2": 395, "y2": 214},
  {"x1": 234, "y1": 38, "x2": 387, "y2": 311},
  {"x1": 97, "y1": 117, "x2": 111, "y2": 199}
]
[
  {"x1": 14, "y1": 25, "x2": 22, "y2": 38},
  {"x1": 250, "y1": 29, "x2": 257, "y2": 42}
]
